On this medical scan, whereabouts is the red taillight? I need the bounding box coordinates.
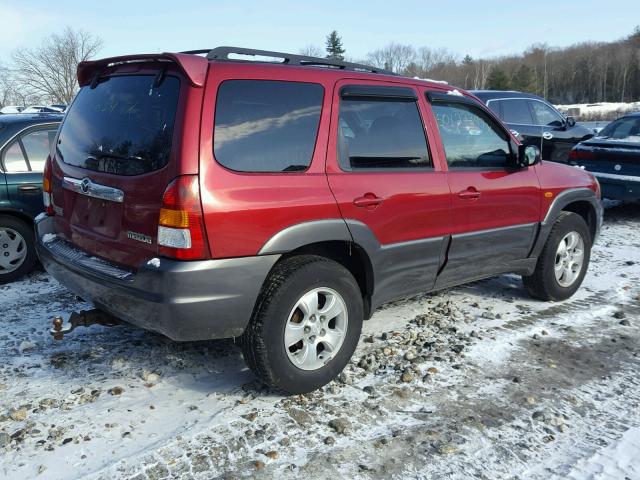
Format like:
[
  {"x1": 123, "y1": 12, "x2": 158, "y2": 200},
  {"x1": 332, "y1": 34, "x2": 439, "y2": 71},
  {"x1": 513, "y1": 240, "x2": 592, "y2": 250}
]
[
  {"x1": 569, "y1": 149, "x2": 596, "y2": 161},
  {"x1": 42, "y1": 155, "x2": 54, "y2": 216},
  {"x1": 157, "y1": 175, "x2": 210, "y2": 260}
]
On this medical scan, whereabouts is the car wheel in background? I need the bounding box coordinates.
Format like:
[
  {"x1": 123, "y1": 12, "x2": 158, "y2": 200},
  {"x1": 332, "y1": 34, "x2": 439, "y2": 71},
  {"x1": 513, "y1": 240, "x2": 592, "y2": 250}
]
[{"x1": 0, "y1": 215, "x2": 37, "y2": 285}]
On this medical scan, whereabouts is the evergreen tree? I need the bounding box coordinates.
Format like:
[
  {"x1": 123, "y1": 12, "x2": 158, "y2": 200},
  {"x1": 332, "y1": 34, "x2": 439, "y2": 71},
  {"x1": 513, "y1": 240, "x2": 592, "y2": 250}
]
[
  {"x1": 325, "y1": 30, "x2": 345, "y2": 60},
  {"x1": 462, "y1": 54, "x2": 473, "y2": 65},
  {"x1": 512, "y1": 64, "x2": 536, "y2": 92},
  {"x1": 488, "y1": 67, "x2": 510, "y2": 90}
]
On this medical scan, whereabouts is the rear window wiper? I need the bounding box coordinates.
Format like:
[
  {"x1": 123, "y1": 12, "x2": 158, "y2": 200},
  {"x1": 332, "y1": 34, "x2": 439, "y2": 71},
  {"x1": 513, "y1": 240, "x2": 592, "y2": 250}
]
[{"x1": 88, "y1": 152, "x2": 144, "y2": 162}]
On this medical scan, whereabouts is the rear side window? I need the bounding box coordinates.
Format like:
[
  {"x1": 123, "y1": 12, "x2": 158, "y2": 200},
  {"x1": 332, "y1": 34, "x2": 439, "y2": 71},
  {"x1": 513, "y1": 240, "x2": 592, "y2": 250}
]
[
  {"x1": 498, "y1": 99, "x2": 534, "y2": 125},
  {"x1": 22, "y1": 129, "x2": 57, "y2": 172},
  {"x1": 2, "y1": 142, "x2": 28, "y2": 172},
  {"x1": 432, "y1": 102, "x2": 511, "y2": 169},
  {"x1": 57, "y1": 75, "x2": 180, "y2": 176},
  {"x1": 214, "y1": 80, "x2": 323, "y2": 172},
  {"x1": 338, "y1": 96, "x2": 430, "y2": 170}
]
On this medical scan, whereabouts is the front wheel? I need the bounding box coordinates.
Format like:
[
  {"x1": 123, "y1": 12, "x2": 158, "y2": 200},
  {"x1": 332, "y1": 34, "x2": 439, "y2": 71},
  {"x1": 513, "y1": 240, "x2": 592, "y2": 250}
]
[
  {"x1": 523, "y1": 212, "x2": 591, "y2": 301},
  {"x1": 242, "y1": 255, "x2": 363, "y2": 394}
]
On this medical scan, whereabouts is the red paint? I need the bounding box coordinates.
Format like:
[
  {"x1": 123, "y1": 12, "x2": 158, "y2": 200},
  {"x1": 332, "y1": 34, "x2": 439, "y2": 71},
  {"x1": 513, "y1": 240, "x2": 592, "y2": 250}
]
[{"x1": 49, "y1": 53, "x2": 597, "y2": 269}]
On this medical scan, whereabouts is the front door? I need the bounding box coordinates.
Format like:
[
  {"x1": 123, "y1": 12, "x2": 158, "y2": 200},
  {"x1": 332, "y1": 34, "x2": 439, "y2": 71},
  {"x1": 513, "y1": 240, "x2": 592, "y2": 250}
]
[
  {"x1": 326, "y1": 81, "x2": 451, "y2": 305},
  {"x1": 428, "y1": 94, "x2": 541, "y2": 287}
]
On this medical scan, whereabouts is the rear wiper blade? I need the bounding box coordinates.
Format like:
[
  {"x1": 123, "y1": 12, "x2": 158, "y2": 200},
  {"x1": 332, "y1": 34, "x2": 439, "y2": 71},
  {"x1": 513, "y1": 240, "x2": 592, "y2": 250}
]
[{"x1": 89, "y1": 152, "x2": 144, "y2": 161}]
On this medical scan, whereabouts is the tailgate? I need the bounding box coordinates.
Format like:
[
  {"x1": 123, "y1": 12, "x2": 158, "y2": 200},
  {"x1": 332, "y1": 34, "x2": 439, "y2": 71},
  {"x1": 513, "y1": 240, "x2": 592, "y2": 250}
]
[{"x1": 50, "y1": 68, "x2": 190, "y2": 268}]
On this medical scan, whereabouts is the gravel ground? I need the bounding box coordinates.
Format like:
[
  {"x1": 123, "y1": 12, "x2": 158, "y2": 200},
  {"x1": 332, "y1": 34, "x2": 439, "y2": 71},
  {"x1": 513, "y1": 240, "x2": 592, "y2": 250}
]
[{"x1": 0, "y1": 204, "x2": 639, "y2": 480}]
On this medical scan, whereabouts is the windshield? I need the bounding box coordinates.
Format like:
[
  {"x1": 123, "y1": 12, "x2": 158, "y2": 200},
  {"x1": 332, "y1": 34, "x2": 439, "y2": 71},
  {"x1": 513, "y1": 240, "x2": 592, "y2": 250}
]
[
  {"x1": 597, "y1": 116, "x2": 640, "y2": 142},
  {"x1": 57, "y1": 74, "x2": 180, "y2": 175}
]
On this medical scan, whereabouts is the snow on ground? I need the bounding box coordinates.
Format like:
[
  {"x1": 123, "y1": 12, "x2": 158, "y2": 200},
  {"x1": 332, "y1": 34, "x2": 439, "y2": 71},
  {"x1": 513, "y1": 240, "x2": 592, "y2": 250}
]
[
  {"x1": 0, "y1": 204, "x2": 639, "y2": 479},
  {"x1": 556, "y1": 101, "x2": 640, "y2": 120}
]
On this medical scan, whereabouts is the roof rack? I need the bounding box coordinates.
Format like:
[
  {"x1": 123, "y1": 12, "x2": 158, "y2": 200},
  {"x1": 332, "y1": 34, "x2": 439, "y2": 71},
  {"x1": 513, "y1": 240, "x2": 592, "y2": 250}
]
[{"x1": 179, "y1": 46, "x2": 396, "y2": 76}]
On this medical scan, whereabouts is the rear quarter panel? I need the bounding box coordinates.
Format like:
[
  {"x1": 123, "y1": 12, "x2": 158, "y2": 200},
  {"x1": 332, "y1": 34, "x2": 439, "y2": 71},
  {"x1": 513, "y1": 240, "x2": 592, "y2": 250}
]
[{"x1": 199, "y1": 63, "x2": 343, "y2": 259}]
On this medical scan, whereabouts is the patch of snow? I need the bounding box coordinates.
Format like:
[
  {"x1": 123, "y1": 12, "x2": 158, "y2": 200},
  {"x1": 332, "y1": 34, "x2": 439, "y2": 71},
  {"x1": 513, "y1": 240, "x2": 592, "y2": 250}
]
[
  {"x1": 447, "y1": 88, "x2": 464, "y2": 97},
  {"x1": 41, "y1": 233, "x2": 57, "y2": 244},
  {"x1": 146, "y1": 258, "x2": 161, "y2": 268},
  {"x1": 34, "y1": 212, "x2": 47, "y2": 222}
]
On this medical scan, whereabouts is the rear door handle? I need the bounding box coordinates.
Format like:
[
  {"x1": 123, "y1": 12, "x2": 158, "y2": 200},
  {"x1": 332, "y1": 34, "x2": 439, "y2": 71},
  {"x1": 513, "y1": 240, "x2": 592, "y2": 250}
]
[
  {"x1": 18, "y1": 184, "x2": 41, "y2": 192},
  {"x1": 353, "y1": 193, "x2": 383, "y2": 208},
  {"x1": 458, "y1": 188, "x2": 481, "y2": 200}
]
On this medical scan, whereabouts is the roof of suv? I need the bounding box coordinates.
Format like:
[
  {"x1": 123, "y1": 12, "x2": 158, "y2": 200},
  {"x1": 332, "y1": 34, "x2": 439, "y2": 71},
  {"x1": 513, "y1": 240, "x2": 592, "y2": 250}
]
[
  {"x1": 76, "y1": 46, "x2": 455, "y2": 92},
  {"x1": 470, "y1": 90, "x2": 545, "y2": 101}
]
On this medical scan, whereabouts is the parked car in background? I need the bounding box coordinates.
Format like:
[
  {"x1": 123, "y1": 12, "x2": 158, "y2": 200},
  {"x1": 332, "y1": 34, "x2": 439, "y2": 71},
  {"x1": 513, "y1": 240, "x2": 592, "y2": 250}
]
[
  {"x1": 0, "y1": 113, "x2": 63, "y2": 283},
  {"x1": 0, "y1": 106, "x2": 24, "y2": 114},
  {"x1": 36, "y1": 47, "x2": 601, "y2": 394},
  {"x1": 471, "y1": 90, "x2": 594, "y2": 163},
  {"x1": 570, "y1": 112, "x2": 640, "y2": 203},
  {"x1": 21, "y1": 105, "x2": 64, "y2": 114}
]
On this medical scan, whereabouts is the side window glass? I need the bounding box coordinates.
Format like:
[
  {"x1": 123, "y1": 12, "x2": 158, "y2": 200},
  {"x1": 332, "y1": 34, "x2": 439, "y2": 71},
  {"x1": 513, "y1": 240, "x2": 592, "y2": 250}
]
[
  {"x1": 487, "y1": 100, "x2": 501, "y2": 117},
  {"x1": 21, "y1": 129, "x2": 56, "y2": 172},
  {"x1": 338, "y1": 95, "x2": 431, "y2": 169},
  {"x1": 432, "y1": 102, "x2": 511, "y2": 169},
  {"x1": 2, "y1": 140, "x2": 28, "y2": 172},
  {"x1": 530, "y1": 101, "x2": 564, "y2": 127},
  {"x1": 214, "y1": 80, "x2": 323, "y2": 172},
  {"x1": 500, "y1": 99, "x2": 534, "y2": 125}
]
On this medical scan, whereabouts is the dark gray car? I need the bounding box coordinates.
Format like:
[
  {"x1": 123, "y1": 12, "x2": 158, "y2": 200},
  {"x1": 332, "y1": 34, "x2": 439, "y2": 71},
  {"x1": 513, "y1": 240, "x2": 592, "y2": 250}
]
[{"x1": 471, "y1": 90, "x2": 593, "y2": 163}]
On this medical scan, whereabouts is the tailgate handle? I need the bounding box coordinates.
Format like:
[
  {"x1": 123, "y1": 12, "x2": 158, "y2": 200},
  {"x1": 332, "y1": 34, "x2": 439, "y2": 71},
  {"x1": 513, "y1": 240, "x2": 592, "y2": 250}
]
[{"x1": 63, "y1": 177, "x2": 124, "y2": 203}]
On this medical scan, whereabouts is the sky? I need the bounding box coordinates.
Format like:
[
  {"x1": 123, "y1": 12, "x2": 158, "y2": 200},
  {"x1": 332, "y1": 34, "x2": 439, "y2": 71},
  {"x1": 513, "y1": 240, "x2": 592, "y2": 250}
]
[{"x1": 0, "y1": 0, "x2": 637, "y2": 63}]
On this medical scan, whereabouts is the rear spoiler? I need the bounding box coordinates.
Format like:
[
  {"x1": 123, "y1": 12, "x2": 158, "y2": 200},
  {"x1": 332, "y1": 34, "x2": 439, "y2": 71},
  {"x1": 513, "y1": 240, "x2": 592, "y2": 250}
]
[{"x1": 77, "y1": 53, "x2": 208, "y2": 88}]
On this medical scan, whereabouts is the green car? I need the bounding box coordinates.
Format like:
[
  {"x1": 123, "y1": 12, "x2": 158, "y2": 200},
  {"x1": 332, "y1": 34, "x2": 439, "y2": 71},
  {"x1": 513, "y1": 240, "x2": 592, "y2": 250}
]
[{"x1": 0, "y1": 113, "x2": 62, "y2": 283}]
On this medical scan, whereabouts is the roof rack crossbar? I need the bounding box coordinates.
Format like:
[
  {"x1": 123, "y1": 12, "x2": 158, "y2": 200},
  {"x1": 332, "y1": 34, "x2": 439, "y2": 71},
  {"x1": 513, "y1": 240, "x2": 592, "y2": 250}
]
[{"x1": 203, "y1": 46, "x2": 396, "y2": 76}]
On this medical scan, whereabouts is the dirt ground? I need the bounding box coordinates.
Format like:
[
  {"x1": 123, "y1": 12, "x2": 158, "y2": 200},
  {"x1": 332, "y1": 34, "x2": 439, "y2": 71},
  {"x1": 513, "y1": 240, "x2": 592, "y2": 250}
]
[{"x1": 1, "y1": 204, "x2": 639, "y2": 480}]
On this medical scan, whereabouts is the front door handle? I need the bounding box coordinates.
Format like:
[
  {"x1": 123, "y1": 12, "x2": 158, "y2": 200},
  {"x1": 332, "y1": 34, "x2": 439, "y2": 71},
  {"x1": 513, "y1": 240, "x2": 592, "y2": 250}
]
[
  {"x1": 353, "y1": 193, "x2": 383, "y2": 208},
  {"x1": 458, "y1": 187, "x2": 481, "y2": 200},
  {"x1": 542, "y1": 131, "x2": 554, "y2": 140},
  {"x1": 18, "y1": 184, "x2": 41, "y2": 193}
]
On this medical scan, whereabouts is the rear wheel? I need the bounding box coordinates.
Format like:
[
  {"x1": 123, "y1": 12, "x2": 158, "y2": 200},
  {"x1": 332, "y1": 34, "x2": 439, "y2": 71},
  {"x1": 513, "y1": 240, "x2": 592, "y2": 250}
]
[
  {"x1": 523, "y1": 212, "x2": 591, "y2": 301},
  {"x1": 242, "y1": 255, "x2": 363, "y2": 394},
  {"x1": 0, "y1": 216, "x2": 37, "y2": 285}
]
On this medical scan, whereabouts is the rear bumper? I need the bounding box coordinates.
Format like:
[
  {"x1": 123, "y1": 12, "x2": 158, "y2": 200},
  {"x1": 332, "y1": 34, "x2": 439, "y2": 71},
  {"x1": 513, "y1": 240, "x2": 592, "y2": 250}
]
[
  {"x1": 35, "y1": 216, "x2": 279, "y2": 341},
  {"x1": 593, "y1": 171, "x2": 640, "y2": 203}
]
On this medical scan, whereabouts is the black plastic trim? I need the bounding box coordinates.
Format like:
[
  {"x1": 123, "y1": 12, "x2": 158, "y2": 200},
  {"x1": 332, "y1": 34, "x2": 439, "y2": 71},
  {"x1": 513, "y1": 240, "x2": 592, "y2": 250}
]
[{"x1": 341, "y1": 85, "x2": 417, "y2": 100}]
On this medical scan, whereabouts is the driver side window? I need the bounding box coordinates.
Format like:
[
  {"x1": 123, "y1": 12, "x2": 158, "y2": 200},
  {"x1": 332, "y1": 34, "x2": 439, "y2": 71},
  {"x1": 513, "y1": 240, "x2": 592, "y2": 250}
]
[
  {"x1": 530, "y1": 101, "x2": 564, "y2": 127},
  {"x1": 432, "y1": 102, "x2": 511, "y2": 169}
]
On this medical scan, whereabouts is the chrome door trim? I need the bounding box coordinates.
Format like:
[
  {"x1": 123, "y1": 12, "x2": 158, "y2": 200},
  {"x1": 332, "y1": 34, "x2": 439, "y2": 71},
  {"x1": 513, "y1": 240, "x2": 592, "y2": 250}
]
[{"x1": 63, "y1": 176, "x2": 124, "y2": 203}]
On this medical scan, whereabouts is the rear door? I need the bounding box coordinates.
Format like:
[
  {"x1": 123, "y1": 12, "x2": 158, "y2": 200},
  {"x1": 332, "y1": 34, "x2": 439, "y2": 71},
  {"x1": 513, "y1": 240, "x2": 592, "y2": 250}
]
[
  {"x1": 427, "y1": 93, "x2": 541, "y2": 287},
  {"x1": 4, "y1": 125, "x2": 59, "y2": 217},
  {"x1": 326, "y1": 81, "x2": 451, "y2": 304},
  {"x1": 50, "y1": 68, "x2": 196, "y2": 268}
]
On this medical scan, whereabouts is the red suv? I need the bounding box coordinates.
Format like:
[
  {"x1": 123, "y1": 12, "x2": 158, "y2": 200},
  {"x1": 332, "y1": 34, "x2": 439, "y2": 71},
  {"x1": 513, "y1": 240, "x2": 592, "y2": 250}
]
[{"x1": 36, "y1": 47, "x2": 603, "y2": 394}]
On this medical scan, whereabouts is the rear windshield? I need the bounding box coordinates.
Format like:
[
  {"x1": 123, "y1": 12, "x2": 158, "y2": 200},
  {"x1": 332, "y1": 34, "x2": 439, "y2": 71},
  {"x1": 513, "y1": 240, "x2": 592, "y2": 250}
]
[{"x1": 57, "y1": 75, "x2": 180, "y2": 175}]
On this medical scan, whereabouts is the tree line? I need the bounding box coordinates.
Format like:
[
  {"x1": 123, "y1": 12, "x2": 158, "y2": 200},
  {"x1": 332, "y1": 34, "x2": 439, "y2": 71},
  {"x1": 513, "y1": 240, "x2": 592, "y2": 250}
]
[
  {"x1": 1, "y1": 27, "x2": 638, "y2": 108},
  {"x1": 315, "y1": 28, "x2": 640, "y2": 104}
]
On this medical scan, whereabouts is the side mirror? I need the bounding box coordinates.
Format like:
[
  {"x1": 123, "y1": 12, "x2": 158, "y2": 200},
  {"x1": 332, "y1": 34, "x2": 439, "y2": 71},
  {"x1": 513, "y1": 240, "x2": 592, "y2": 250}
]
[
  {"x1": 517, "y1": 144, "x2": 541, "y2": 168},
  {"x1": 566, "y1": 116, "x2": 576, "y2": 128}
]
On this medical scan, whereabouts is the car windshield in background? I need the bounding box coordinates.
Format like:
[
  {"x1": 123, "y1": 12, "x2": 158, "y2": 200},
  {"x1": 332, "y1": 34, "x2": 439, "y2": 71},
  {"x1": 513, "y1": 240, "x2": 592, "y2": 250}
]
[
  {"x1": 597, "y1": 116, "x2": 640, "y2": 142},
  {"x1": 56, "y1": 75, "x2": 180, "y2": 175}
]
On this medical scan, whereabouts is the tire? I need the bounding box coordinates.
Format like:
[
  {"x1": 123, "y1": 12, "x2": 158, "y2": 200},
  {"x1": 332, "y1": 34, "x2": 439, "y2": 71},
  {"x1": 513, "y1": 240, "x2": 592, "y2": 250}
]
[
  {"x1": 523, "y1": 212, "x2": 591, "y2": 301},
  {"x1": 0, "y1": 215, "x2": 37, "y2": 285},
  {"x1": 242, "y1": 255, "x2": 364, "y2": 394}
]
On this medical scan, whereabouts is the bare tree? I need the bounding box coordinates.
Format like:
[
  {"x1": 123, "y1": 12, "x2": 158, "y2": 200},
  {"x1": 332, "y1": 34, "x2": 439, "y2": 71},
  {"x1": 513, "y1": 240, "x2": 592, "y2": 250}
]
[
  {"x1": 12, "y1": 27, "x2": 102, "y2": 104},
  {"x1": 367, "y1": 43, "x2": 416, "y2": 73},
  {"x1": 299, "y1": 45, "x2": 324, "y2": 58}
]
